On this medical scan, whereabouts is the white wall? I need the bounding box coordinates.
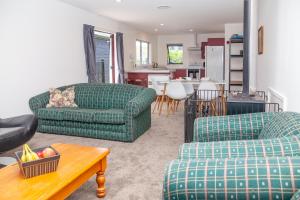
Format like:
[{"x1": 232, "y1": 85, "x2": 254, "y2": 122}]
[
  {"x1": 256, "y1": 0, "x2": 300, "y2": 111},
  {"x1": 0, "y1": 0, "x2": 156, "y2": 117},
  {"x1": 123, "y1": 28, "x2": 157, "y2": 69},
  {"x1": 249, "y1": 0, "x2": 258, "y2": 90},
  {"x1": 157, "y1": 34, "x2": 194, "y2": 68},
  {"x1": 224, "y1": 23, "x2": 243, "y2": 90},
  {"x1": 157, "y1": 33, "x2": 224, "y2": 68}
]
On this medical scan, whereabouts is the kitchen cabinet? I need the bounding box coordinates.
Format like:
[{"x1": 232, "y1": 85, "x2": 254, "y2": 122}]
[
  {"x1": 207, "y1": 38, "x2": 225, "y2": 46},
  {"x1": 127, "y1": 71, "x2": 170, "y2": 87},
  {"x1": 127, "y1": 73, "x2": 148, "y2": 87},
  {"x1": 200, "y1": 69, "x2": 205, "y2": 78},
  {"x1": 201, "y1": 42, "x2": 208, "y2": 59},
  {"x1": 173, "y1": 69, "x2": 187, "y2": 79},
  {"x1": 201, "y1": 38, "x2": 225, "y2": 59}
]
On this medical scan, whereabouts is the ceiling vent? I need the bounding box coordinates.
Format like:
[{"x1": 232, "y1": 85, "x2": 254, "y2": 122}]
[{"x1": 157, "y1": 5, "x2": 171, "y2": 10}]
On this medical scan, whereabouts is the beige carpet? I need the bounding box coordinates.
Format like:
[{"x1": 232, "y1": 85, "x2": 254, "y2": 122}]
[{"x1": 3, "y1": 107, "x2": 184, "y2": 200}]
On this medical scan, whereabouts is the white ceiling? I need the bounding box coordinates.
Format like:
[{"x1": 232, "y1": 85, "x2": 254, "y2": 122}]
[{"x1": 61, "y1": 0, "x2": 244, "y2": 34}]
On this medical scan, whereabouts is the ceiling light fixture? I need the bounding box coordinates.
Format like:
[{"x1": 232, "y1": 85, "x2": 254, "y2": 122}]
[
  {"x1": 160, "y1": 23, "x2": 164, "y2": 26},
  {"x1": 157, "y1": 5, "x2": 171, "y2": 10},
  {"x1": 115, "y1": 0, "x2": 122, "y2": 3},
  {"x1": 189, "y1": 29, "x2": 194, "y2": 32}
]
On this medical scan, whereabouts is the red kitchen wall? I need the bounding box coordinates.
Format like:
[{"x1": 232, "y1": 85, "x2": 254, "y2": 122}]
[{"x1": 207, "y1": 38, "x2": 225, "y2": 46}]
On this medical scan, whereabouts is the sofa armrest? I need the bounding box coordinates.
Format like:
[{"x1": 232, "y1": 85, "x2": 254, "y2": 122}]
[
  {"x1": 178, "y1": 135, "x2": 300, "y2": 160},
  {"x1": 29, "y1": 92, "x2": 50, "y2": 114},
  {"x1": 193, "y1": 112, "x2": 276, "y2": 142},
  {"x1": 125, "y1": 88, "x2": 156, "y2": 117},
  {"x1": 163, "y1": 157, "x2": 300, "y2": 200}
]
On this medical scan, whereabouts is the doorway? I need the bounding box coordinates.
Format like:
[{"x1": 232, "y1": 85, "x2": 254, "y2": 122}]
[{"x1": 94, "y1": 31, "x2": 115, "y2": 83}]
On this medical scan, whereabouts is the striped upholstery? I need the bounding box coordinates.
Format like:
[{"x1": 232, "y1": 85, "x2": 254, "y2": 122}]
[
  {"x1": 178, "y1": 135, "x2": 300, "y2": 160},
  {"x1": 29, "y1": 83, "x2": 156, "y2": 142},
  {"x1": 163, "y1": 157, "x2": 300, "y2": 200},
  {"x1": 193, "y1": 112, "x2": 276, "y2": 142},
  {"x1": 259, "y1": 112, "x2": 300, "y2": 139}
]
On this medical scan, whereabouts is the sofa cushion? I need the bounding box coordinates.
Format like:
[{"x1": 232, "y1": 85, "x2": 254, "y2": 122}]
[
  {"x1": 63, "y1": 109, "x2": 95, "y2": 123},
  {"x1": 94, "y1": 109, "x2": 125, "y2": 124},
  {"x1": 178, "y1": 135, "x2": 300, "y2": 160},
  {"x1": 37, "y1": 108, "x2": 125, "y2": 124},
  {"x1": 37, "y1": 108, "x2": 65, "y2": 121},
  {"x1": 259, "y1": 112, "x2": 300, "y2": 139},
  {"x1": 163, "y1": 157, "x2": 300, "y2": 200},
  {"x1": 193, "y1": 112, "x2": 275, "y2": 142},
  {"x1": 74, "y1": 84, "x2": 142, "y2": 110}
]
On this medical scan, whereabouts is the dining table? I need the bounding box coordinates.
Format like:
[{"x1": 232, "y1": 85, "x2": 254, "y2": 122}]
[{"x1": 157, "y1": 79, "x2": 226, "y2": 115}]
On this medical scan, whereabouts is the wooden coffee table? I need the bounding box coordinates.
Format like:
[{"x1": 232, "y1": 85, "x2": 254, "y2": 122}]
[{"x1": 0, "y1": 143, "x2": 109, "y2": 200}]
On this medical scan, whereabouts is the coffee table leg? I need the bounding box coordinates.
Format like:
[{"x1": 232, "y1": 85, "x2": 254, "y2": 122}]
[
  {"x1": 96, "y1": 171, "x2": 105, "y2": 197},
  {"x1": 96, "y1": 158, "x2": 107, "y2": 198}
]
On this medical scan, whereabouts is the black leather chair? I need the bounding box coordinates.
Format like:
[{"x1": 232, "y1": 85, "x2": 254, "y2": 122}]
[{"x1": 0, "y1": 115, "x2": 38, "y2": 153}]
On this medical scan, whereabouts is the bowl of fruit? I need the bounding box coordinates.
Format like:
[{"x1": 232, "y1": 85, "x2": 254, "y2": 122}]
[{"x1": 15, "y1": 144, "x2": 60, "y2": 178}]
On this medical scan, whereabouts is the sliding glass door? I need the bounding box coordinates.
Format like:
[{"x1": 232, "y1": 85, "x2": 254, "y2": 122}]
[{"x1": 94, "y1": 31, "x2": 115, "y2": 83}]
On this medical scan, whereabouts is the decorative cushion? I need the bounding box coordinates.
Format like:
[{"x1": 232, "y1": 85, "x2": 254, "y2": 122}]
[
  {"x1": 259, "y1": 112, "x2": 300, "y2": 139},
  {"x1": 47, "y1": 86, "x2": 77, "y2": 108}
]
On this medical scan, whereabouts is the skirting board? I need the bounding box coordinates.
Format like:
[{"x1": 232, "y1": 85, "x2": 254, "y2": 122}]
[{"x1": 267, "y1": 87, "x2": 287, "y2": 111}]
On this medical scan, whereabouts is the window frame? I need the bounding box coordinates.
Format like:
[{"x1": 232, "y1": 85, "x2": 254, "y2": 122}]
[
  {"x1": 167, "y1": 44, "x2": 184, "y2": 65},
  {"x1": 136, "y1": 39, "x2": 150, "y2": 65}
]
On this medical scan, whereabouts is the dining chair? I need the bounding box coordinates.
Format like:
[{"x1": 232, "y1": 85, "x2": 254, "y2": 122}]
[
  {"x1": 183, "y1": 83, "x2": 195, "y2": 97},
  {"x1": 151, "y1": 77, "x2": 169, "y2": 114},
  {"x1": 197, "y1": 80, "x2": 218, "y2": 116},
  {"x1": 166, "y1": 81, "x2": 187, "y2": 116}
]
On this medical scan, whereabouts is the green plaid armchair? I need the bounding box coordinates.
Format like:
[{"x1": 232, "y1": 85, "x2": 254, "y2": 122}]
[
  {"x1": 29, "y1": 83, "x2": 156, "y2": 142},
  {"x1": 164, "y1": 112, "x2": 300, "y2": 199}
]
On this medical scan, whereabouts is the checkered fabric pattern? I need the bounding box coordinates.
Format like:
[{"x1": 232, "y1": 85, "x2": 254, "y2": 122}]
[
  {"x1": 193, "y1": 112, "x2": 277, "y2": 143},
  {"x1": 178, "y1": 135, "x2": 300, "y2": 160},
  {"x1": 163, "y1": 157, "x2": 300, "y2": 200},
  {"x1": 291, "y1": 189, "x2": 300, "y2": 200},
  {"x1": 259, "y1": 112, "x2": 300, "y2": 140},
  {"x1": 29, "y1": 83, "x2": 156, "y2": 142},
  {"x1": 37, "y1": 108, "x2": 125, "y2": 124},
  {"x1": 125, "y1": 89, "x2": 157, "y2": 117}
]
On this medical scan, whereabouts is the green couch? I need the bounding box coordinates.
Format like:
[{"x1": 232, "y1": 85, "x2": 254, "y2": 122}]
[
  {"x1": 163, "y1": 112, "x2": 300, "y2": 200},
  {"x1": 29, "y1": 83, "x2": 156, "y2": 142}
]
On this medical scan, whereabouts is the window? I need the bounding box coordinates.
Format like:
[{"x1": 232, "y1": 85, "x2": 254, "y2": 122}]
[
  {"x1": 136, "y1": 40, "x2": 150, "y2": 65},
  {"x1": 167, "y1": 44, "x2": 183, "y2": 64}
]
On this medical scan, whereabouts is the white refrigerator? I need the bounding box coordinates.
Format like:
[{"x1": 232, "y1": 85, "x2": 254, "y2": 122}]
[{"x1": 205, "y1": 46, "x2": 225, "y2": 82}]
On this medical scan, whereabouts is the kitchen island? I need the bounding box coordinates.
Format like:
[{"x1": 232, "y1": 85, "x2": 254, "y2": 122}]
[
  {"x1": 126, "y1": 69, "x2": 171, "y2": 87},
  {"x1": 126, "y1": 67, "x2": 205, "y2": 87}
]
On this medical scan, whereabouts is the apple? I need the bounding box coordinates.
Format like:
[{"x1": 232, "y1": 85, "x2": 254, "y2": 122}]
[
  {"x1": 42, "y1": 147, "x2": 56, "y2": 158},
  {"x1": 37, "y1": 151, "x2": 44, "y2": 158}
]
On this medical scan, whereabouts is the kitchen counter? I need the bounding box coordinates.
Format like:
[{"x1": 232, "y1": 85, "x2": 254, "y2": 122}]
[{"x1": 126, "y1": 69, "x2": 171, "y2": 74}]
